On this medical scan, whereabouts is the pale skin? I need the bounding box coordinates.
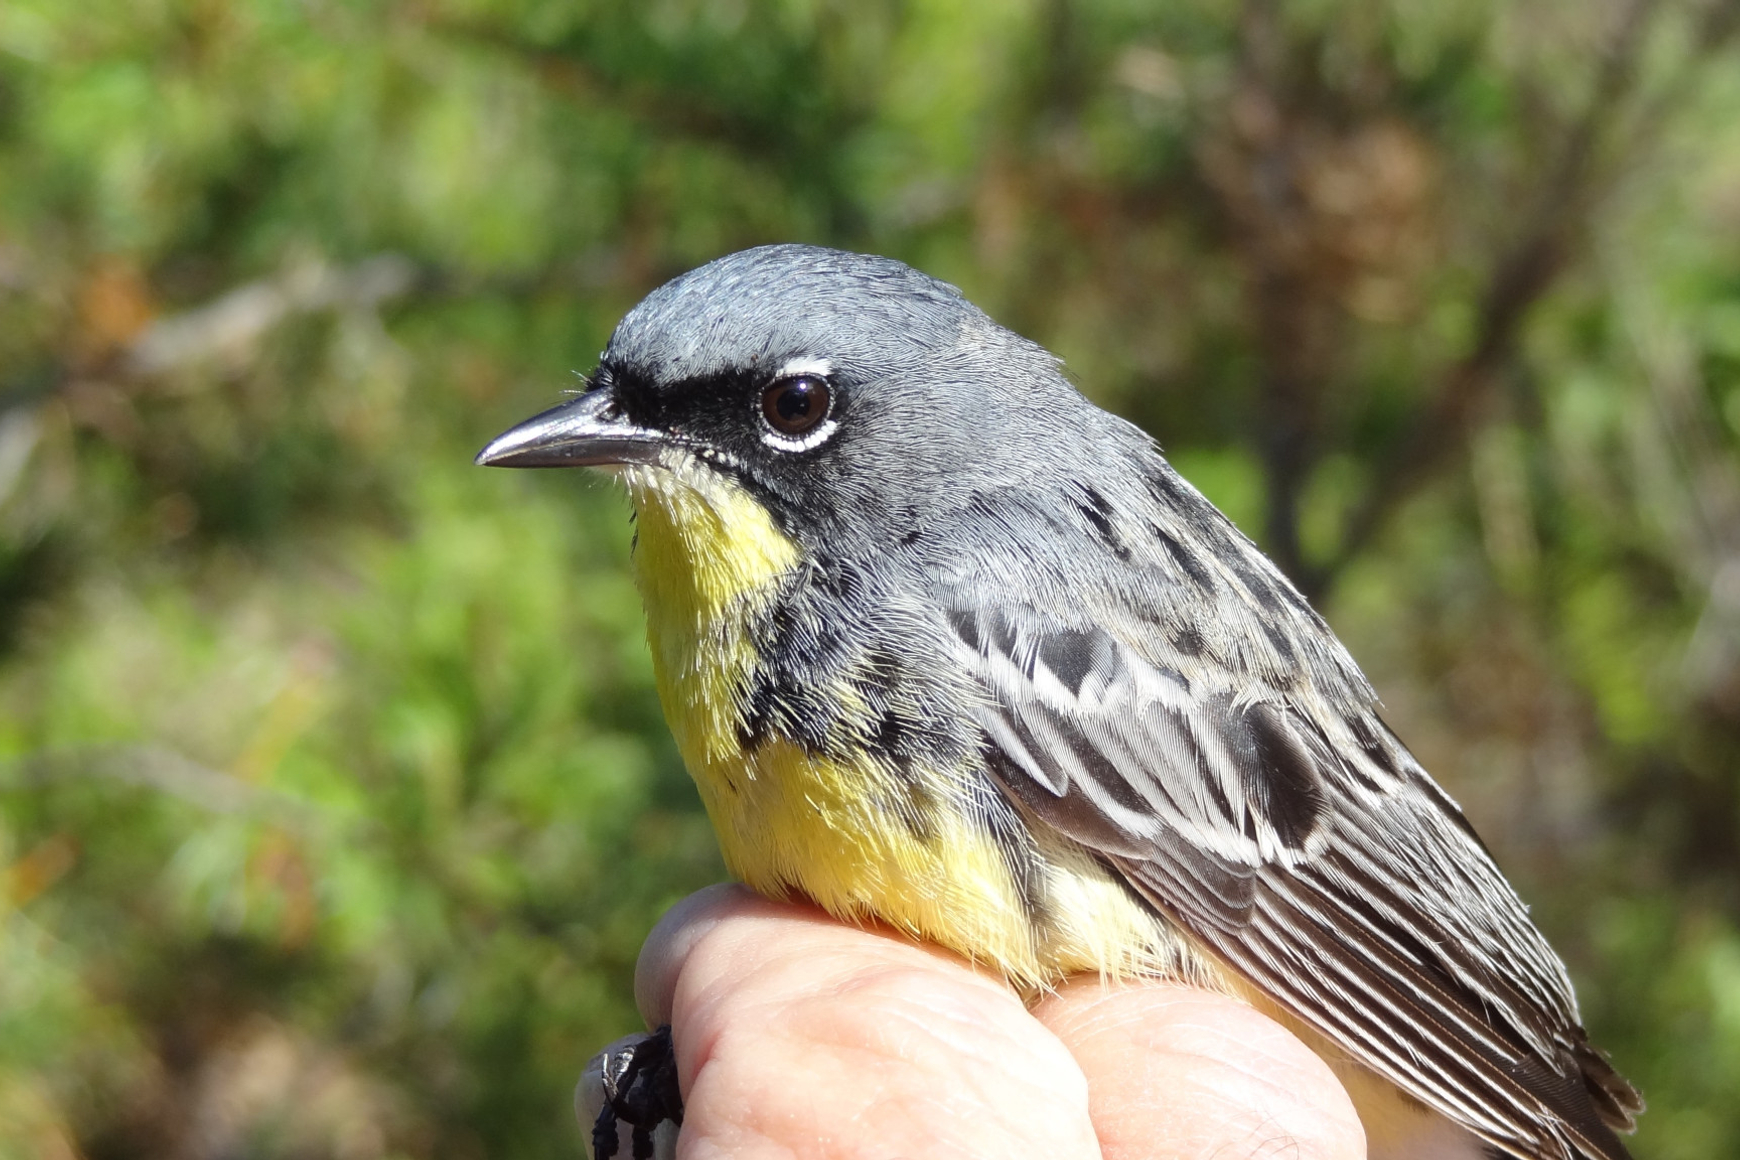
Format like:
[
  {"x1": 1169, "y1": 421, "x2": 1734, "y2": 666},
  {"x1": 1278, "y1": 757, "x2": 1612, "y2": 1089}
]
[{"x1": 624, "y1": 883, "x2": 1368, "y2": 1160}]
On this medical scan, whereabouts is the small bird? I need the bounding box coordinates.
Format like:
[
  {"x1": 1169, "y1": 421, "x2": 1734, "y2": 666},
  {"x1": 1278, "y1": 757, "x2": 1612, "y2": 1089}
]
[{"x1": 478, "y1": 244, "x2": 1642, "y2": 1160}]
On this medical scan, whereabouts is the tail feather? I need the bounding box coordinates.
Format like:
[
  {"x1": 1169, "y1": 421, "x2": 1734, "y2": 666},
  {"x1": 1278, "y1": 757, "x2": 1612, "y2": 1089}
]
[{"x1": 1575, "y1": 1037, "x2": 1644, "y2": 1133}]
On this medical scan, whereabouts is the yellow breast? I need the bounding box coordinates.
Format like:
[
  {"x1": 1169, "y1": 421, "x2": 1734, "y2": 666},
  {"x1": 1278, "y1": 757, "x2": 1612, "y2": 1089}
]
[{"x1": 621, "y1": 458, "x2": 1203, "y2": 991}]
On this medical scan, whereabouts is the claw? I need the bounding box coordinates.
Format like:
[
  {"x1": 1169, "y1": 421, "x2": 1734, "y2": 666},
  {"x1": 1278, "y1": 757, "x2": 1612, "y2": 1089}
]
[{"x1": 580, "y1": 1027, "x2": 684, "y2": 1160}]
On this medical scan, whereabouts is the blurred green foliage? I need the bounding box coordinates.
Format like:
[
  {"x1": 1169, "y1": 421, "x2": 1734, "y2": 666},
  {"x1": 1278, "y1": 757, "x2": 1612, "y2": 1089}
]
[{"x1": 2, "y1": 1, "x2": 1739, "y2": 1157}]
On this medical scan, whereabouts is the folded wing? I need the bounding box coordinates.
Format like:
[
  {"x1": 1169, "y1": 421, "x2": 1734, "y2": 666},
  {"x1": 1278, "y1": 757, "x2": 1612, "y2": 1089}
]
[{"x1": 946, "y1": 601, "x2": 1640, "y2": 1160}]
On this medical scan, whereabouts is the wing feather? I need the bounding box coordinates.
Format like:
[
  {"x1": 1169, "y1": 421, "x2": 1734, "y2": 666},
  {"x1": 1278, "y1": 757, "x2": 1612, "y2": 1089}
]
[{"x1": 947, "y1": 601, "x2": 1638, "y2": 1160}]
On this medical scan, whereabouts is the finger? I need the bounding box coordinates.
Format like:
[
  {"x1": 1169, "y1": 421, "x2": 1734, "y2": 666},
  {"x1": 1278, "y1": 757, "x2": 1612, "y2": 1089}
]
[
  {"x1": 1035, "y1": 979, "x2": 1366, "y2": 1160},
  {"x1": 636, "y1": 888, "x2": 1102, "y2": 1160},
  {"x1": 636, "y1": 883, "x2": 754, "y2": 1026}
]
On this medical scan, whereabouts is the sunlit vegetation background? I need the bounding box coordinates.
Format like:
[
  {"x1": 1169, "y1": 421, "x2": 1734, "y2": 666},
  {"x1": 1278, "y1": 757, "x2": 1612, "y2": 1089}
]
[{"x1": 3, "y1": 1, "x2": 1739, "y2": 1157}]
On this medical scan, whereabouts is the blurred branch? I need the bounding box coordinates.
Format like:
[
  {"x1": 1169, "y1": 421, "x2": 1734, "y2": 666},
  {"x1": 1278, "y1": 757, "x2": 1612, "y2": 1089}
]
[
  {"x1": 0, "y1": 254, "x2": 418, "y2": 423},
  {"x1": 126, "y1": 255, "x2": 415, "y2": 379},
  {"x1": 0, "y1": 743, "x2": 287, "y2": 817},
  {"x1": 1305, "y1": 0, "x2": 1740, "y2": 597}
]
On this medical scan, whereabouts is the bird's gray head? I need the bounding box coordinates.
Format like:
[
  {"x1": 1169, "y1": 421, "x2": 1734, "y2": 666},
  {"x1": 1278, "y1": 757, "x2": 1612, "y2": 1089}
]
[{"x1": 476, "y1": 244, "x2": 1148, "y2": 558}]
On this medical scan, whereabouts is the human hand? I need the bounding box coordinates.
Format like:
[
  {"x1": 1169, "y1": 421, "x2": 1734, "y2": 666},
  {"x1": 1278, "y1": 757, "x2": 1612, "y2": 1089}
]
[{"x1": 581, "y1": 883, "x2": 1366, "y2": 1160}]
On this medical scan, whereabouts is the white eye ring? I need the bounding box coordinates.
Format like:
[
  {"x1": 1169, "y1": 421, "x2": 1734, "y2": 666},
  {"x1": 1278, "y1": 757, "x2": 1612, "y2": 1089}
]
[
  {"x1": 758, "y1": 357, "x2": 838, "y2": 452},
  {"x1": 760, "y1": 415, "x2": 838, "y2": 452}
]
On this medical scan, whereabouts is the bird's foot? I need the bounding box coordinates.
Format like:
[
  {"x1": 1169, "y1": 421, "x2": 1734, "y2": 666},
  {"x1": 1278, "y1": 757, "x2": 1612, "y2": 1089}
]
[{"x1": 578, "y1": 1025, "x2": 684, "y2": 1160}]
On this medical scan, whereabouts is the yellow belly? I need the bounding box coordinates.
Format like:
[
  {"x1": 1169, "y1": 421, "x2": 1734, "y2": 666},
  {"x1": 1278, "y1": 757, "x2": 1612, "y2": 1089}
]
[{"x1": 623, "y1": 459, "x2": 1207, "y2": 991}]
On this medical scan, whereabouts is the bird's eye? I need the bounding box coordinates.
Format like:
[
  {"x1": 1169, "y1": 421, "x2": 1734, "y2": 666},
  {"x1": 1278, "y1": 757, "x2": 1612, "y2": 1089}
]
[{"x1": 761, "y1": 375, "x2": 832, "y2": 437}]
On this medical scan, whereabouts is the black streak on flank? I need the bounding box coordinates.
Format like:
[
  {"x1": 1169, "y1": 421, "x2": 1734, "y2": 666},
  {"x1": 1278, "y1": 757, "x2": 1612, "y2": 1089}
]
[
  {"x1": 854, "y1": 648, "x2": 918, "y2": 771},
  {"x1": 742, "y1": 674, "x2": 829, "y2": 756},
  {"x1": 738, "y1": 593, "x2": 855, "y2": 759},
  {"x1": 868, "y1": 704, "x2": 912, "y2": 763}
]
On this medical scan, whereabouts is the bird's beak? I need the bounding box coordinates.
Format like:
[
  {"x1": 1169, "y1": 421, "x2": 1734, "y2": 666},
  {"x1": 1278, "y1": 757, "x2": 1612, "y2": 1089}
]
[{"x1": 474, "y1": 388, "x2": 666, "y2": 469}]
